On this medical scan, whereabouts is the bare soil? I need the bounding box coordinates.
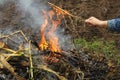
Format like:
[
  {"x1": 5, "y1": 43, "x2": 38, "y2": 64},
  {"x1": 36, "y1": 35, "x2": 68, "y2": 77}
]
[{"x1": 0, "y1": 0, "x2": 120, "y2": 80}]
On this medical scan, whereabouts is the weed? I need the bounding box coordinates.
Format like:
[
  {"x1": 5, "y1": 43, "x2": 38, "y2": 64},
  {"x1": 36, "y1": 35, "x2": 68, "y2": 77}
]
[
  {"x1": 74, "y1": 38, "x2": 118, "y2": 59},
  {"x1": 117, "y1": 58, "x2": 120, "y2": 65}
]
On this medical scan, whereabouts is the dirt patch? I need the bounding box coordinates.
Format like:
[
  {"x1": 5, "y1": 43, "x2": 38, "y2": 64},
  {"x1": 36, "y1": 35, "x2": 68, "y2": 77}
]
[{"x1": 0, "y1": 0, "x2": 120, "y2": 80}]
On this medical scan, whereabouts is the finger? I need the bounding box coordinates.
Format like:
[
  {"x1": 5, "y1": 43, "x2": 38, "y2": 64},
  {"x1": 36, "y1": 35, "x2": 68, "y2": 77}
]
[{"x1": 85, "y1": 19, "x2": 90, "y2": 23}]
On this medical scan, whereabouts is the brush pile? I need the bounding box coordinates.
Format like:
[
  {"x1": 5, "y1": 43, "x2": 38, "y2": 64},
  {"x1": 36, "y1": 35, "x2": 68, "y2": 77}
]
[
  {"x1": 0, "y1": 0, "x2": 120, "y2": 80},
  {"x1": 0, "y1": 30, "x2": 117, "y2": 80}
]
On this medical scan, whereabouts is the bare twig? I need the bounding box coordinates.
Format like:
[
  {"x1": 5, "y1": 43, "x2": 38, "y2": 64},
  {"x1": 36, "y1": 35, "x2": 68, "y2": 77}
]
[
  {"x1": 74, "y1": 69, "x2": 84, "y2": 80},
  {"x1": 2, "y1": 48, "x2": 16, "y2": 53},
  {"x1": 1, "y1": 47, "x2": 28, "y2": 61},
  {"x1": 20, "y1": 30, "x2": 29, "y2": 42},
  {"x1": 5, "y1": 49, "x2": 27, "y2": 61},
  {"x1": 0, "y1": 53, "x2": 23, "y2": 57},
  {"x1": 0, "y1": 30, "x2": 29, "y2": 80},
  {"x1": 29, "y1": 41, "x2": 34, "y2": 80},
  {"x1": 0, "y1": 30, "x2": 29, "y2": 42},
  {"x1": 37, "y1": 65, "x2": 67, "y2": 80},
  {"x1": 0, "y1": 41, "x2": 5, "y2": 48},
  {"x1": 48, "y1": 2, "x2": 75, "y2": 17},
  {"x1": 0, "y1": 55, "x2": 26, "y2": 80},
  {"x1": 48, "y1": 2, "x2": 85, "y2": 21}
]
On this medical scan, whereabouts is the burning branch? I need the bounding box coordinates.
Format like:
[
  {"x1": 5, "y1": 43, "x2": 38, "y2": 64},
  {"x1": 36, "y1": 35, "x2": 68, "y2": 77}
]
[
  {"x1": 48, "y1": 2, "x2": 75, "y2": 17},
  {"x1": 48, "y1": 2, "x2": 85, "y2": 22}
]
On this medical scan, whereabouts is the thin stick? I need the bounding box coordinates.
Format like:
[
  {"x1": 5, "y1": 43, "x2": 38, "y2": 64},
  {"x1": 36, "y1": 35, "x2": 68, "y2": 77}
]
[
  {"x1": 0, "y1": 30, "x2": 28, "y2": 42},
  {"x1": 29, "y1": 41, "x2": 34, "y2": 80},
  {"x1": 75, "y1": 70, "x2": 84, "y2": 80},
  {"x1": 1, "y1": 47, "x2": 28, "y2": 61},
  {"x1": 48, "y1": 2, "x2": 85, "y2": 22},
  {"x1": 48, "y1": 2, "x2": 76, "y2": 17},
  {"x1": 0, "y1": 53, "x2": 23, "y2": 57},
  {"x1": 0, "y1": 30, "x2": 21, "y2": 38},
  {"x1": 2, "y1": 48, "x2": 16, "y2": 53},
  {"x1": 20, "y1": 30, "x2": 29, "y2": 42},
  {"x1": 5, "y1": 49, "x2": 26, "y2": 61},
  {"x1": 0, "y1": 55, "x2": 26, "y2": 80},
  {"x1": 37, "y1": 65, "x2": 67, "y2": 80},
  {"x1": 0, "y1": 41, "x2": 5, "y2": 48}
]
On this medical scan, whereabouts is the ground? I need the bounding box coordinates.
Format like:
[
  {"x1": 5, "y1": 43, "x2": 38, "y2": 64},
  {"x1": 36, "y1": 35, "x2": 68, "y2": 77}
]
[{"x1": 0, "y1": 0, "x2": 120, "y2": 80}]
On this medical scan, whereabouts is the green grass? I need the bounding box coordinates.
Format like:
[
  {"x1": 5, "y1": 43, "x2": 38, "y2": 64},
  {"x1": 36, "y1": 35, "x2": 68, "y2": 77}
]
[
  {"x1": 74, "y1": 38, "x2": 118, "y2": 59},
  {"x1": 117, "y1": 58, "x2": 120, "y2": 65}
]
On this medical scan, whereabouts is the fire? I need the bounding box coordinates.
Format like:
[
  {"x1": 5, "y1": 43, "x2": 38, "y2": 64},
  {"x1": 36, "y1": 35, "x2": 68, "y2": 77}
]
[
  {"x1": 38, "y1": 10, "x2": 48, "y2": 51},
  {"x1": 48, "y1": 10, "x2": 61, "y2": 53},
  {"x1": 38, "y1": 3, "x2": 72, "y2": 62},
  {"x1": 39, "y1": 2, "x2": 73, "y2": 53},
  {"x1": 48, "y1": 2, "x2": 74, "y2": 17},
  {"x1": 39, "y1": 9, "x2": 62, "y2": 53}
]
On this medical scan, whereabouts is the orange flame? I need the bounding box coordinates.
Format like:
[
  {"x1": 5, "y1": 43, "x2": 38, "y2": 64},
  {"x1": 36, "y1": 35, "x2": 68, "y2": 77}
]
[
  {"x1": 38, "y1": 3, "x2": 73, "y2": 63},
  {"x1": 48, "y1": 10, "x2": 61, "y2": 53},
  {"x1": 38, "y1": 10, "x2": 48, "y2": 51},
  {"x1": 39, "y1": 9, "x2": 62, "y2": 53}
]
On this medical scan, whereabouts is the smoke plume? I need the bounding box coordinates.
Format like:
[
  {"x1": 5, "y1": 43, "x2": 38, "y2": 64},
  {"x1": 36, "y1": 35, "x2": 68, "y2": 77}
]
[
  {"x1": 16, "y1": 0, "x2": 47, "y2": 29},
  {"x1": 0, "y1": 0, "x2": 7, "y2": 5},
  {"x1": 0, "y1": 0, "x2": 75, "y2": 50}
]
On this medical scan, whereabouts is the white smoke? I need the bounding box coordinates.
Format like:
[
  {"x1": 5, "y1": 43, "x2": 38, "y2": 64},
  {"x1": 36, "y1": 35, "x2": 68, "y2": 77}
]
[
  {"x1": 55, "y1": 27, "x2": 75, "y2": 50},
  {"x1": 16, "y1": 0, "x2": 47, "y2": 29},
  {"x1": 0, "y1": 0, "x2": 46, "y2": 29},
  {"x1": 0, "y1": 0, "x2": 74, "y2": 50},
  {"x1": 0, "y1": 0, "x2": 7, "y2": 5},
  {"x1": 0, "y1": 0, "x2": 15, "y2": 5}
]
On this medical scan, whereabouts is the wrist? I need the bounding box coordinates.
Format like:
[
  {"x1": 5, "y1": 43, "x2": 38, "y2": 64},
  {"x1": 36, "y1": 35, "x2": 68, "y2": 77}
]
[{"x1": 99, "y1": 20, "x2": 108, "y2": 28}]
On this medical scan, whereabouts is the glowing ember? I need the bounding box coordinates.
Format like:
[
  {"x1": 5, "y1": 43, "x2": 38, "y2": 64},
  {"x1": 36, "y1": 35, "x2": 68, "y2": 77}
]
[{"x1": 45, "y1": 54, "x2": 59, "y2": 63}]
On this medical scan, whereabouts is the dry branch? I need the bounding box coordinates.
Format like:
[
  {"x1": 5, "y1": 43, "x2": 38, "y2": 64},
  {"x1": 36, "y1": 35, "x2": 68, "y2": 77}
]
[
  {"x1": 48, "y1": 2, "x2": 74, "y2": 17},
  {"x1": 0, "y1": 41, "x2": 5, "y2": 48},
  {"x1": 37, "y1": 65, "x2": 67, "y2": 80},
  {"x1": 48, "y1": 2, "x2": 84, "y2": 21},
  {"x1": 0, "y1": 30, "x2": 28, "y2": 42},
  {"x1": 0, "y1": 55, "x2": 26, "y2": 80},
  {"x1": 29, "y1": 41, "x2": 34, "y2": 80}
]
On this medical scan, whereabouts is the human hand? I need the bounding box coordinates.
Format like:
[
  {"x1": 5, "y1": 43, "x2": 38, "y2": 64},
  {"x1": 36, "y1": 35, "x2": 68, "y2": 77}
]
[
  {"x1": 85, "y1": 17, "x2": 108, "y2": 28},
  {"x1": 85, "y1": 17, "x2": 103, "y2": 26}
]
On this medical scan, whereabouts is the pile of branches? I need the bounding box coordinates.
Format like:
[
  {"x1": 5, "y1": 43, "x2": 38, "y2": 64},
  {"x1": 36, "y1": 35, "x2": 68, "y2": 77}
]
[
  {"x1": 0, "y1": 1, "x2": 120, "y2": 80},
  {"x1": 0, "y1": 30, "x2": 118, "y2": 80}
]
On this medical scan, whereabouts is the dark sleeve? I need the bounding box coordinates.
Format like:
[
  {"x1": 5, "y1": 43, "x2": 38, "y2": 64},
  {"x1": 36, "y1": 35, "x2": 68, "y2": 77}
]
[{"x1": 108, "y1": 18, "x2": 120, "y2": 31}]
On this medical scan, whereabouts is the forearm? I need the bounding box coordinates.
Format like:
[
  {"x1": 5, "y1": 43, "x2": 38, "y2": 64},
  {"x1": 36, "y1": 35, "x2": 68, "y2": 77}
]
[
  {"x1": 99, "y1": 21, "x2": 108, "y2": 28},
  {"x1": 85, "y1": 17, "x2": 120, "y2": 32},
  {"x1": 107, "y1": 18, "x2": 120, "y2": 31}
]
